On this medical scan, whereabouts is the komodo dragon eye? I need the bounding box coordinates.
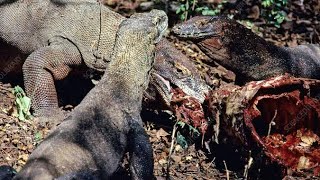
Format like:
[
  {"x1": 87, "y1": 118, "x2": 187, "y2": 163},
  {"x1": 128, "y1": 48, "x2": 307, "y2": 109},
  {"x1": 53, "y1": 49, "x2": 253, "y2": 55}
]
[{"x1": 209, "y1": 16, "x2": 219, "y2": 22}]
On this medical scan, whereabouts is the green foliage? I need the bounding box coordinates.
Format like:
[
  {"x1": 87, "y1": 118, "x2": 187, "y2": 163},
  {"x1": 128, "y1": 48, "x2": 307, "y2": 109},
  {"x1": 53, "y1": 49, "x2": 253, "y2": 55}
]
[
  {"x1": 13, "y1": 86, "x2": 32, "y2": 121},
  {"x1": 34, "y1": 131, "x2": 42, "y2": 144},
  {"x1": 176, "y1": 131, "x2": 188, "y2": 149},
  {"x1": 177, "y1": 121, "x2": 200, "y2": 136},
  {"x1": 175, "y1": 121, "x2": 200, "y2": 149},
  {"x1": 261, "y1": 0, "x2": 288, "y2": 28},
  {"x1": 176, "y1": 0, "x2": 226, "y2": 21}
]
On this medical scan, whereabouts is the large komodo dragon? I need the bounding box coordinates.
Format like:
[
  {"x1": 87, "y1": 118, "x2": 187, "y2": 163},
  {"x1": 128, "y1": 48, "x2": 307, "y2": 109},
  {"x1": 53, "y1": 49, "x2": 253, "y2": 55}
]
[
  {"x1": 2, "y1": 9, "x2": 168, "y2": 180},
  {"x1": 0, "y1": 0, "x2": 210, "y2": 118},
  {"x1": 172, "y1": 16, "x2": 320, "y2": 84}
]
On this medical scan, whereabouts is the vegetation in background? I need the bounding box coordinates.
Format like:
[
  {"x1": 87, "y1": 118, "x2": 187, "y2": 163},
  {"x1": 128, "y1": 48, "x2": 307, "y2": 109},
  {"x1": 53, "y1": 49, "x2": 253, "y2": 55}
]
[
  {"x1": 34, "y1": 131, "x2": 43, "y2": 145},
  {"x1": 176, "y1": 0, "x2": 227, "y2": 21},
  {"x1": 13, "y1": 86, "x2": 32, "y2": 121},
  {"x1": 261, "y1": 0, "x2": 288, "y2": 28},
  {"x1": 176, "y1": 121, "x2": 200, "y2": 149},
  {"x1": 175, "y1": 0, "x2": 288, "y2": 28}
]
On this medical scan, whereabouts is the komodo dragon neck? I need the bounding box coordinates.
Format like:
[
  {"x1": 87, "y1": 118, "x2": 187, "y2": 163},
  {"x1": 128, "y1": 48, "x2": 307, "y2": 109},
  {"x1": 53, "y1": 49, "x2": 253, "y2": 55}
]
[
  {"x1": 96, "y1": 31, "x2": 157, "y2": 113},
  {"x1": 78, "y1": 10, "x2": 168, "y2": 115}
]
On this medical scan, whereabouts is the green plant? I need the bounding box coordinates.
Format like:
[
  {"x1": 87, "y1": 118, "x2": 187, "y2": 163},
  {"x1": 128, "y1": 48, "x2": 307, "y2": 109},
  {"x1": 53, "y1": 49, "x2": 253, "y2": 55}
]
[
  {"x1": 13, "y1": 85, "x2": 32, "y2": 121},
  {"x1": 174, "y1": 121, "x2": 200, "y2": 149},
  {"x1": 261, "y1": 0, "x2": 288, "y2": 28},
  {"x1": 176, "y1": 0, "x2": 226, "y2": 21},
  {"x1": 34, "y1": 131, "x2": 42, "y2": 144}
]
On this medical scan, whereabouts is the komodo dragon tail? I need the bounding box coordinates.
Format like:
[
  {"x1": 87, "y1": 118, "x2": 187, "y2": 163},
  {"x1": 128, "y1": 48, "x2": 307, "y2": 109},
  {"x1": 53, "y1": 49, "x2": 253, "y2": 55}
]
[
  {"x1": 0, "y1": 165, "x2": 100, "y2": 180},
  {"x1": 128, "y1": 119, "x2": 154, "y2": 180}
]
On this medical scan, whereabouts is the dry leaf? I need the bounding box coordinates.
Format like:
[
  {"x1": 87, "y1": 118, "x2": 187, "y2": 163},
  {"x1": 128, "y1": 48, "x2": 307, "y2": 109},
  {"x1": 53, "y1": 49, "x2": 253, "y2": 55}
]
[
  {"x1": 171, "y1": 155, "x2": 182, "y2": 163},
  {"x1": 297, "y1": 156, "x2": 310, "y2": 170},
  {"x1": 158, "y1": 159, "x2": 167, "y2": 166},
  {"x1": 156, "y1": 128, "x2": 170, "y2": 139},
  {"x1": 300, "y1": 136, "x2": 316, "y2": 146},
  {"x1": 185, "y1": 156, "x2": 193, "y2": 161}
]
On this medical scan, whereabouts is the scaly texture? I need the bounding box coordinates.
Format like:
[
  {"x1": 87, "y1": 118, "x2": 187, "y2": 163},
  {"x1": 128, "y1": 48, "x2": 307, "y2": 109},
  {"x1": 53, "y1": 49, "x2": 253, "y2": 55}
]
[
  {"x1": 152, "y1": 39, "x2": 210, "y2": 103},
  {"x1": 0, "y1": 0, "x2": 125, "y2": 116},
  {"x1": 0, "y1": 0, "x2": 209, "y2": 119},
  {"x1": 172, "y1": 16, "x2": 320, "y2": 84},
  {"x1": 12, "y1": 10, "x2": 168, "y2": 179}
]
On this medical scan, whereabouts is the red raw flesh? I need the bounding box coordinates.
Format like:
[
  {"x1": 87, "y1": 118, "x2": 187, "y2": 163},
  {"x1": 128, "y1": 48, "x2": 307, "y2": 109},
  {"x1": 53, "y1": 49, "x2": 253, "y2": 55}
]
[{"x1": 171, "y1": 88, "x2": 207, "y2": 134}]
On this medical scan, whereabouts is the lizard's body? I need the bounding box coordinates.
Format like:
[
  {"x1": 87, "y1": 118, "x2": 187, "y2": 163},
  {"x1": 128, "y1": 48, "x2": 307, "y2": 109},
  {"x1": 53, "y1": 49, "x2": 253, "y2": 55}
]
[
  {"x1": 1, "y1": 0, "x2": 123, "y2": 65},
  {"x1": 0, "y1": 0, "x2": 124, "y2": 116},
  {"x1": 10, "y1": 10, "x2": 168, "y2": 180},
  {"x1": 173, "y1": 16, "x2": 320, "y2": 84},
  {"x1": 0, "y1": 0, "x2": 210, "y2": 118}
]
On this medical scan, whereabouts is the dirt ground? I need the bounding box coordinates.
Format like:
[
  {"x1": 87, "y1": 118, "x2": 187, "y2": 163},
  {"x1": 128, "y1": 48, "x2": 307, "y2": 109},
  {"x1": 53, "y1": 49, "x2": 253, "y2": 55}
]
[{"x1": 0, "y1": 0, "x2": 319, "y2": 179}]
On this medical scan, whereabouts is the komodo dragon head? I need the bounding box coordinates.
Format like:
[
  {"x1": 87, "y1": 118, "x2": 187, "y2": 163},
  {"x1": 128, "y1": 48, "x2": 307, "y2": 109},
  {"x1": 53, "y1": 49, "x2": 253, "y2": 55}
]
[
  {"x1": 172, "y1": 16, "x2": 286, "y2": 84},
  {"x1": 172, "y1": 16, "x2": 235, "y2": 67}
]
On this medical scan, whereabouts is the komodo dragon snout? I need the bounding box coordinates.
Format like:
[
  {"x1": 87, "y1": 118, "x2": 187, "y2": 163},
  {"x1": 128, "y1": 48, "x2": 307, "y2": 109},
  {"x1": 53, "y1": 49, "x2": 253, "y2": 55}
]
[{"x1": 172, "y1": 16, "x2": 223, "y2": 39}]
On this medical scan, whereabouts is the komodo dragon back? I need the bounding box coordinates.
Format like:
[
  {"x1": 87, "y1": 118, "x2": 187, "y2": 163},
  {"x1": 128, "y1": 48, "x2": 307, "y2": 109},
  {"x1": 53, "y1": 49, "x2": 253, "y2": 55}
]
[{"x1": 0, "y1": 0, "x2": 125, "y2": 117}]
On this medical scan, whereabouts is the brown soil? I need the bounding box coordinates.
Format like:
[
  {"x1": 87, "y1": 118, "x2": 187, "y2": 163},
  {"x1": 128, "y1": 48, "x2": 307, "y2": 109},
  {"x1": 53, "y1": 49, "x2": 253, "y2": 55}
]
[{"x1": 0, "y1": 0, "x2": 319, "y2": 179}]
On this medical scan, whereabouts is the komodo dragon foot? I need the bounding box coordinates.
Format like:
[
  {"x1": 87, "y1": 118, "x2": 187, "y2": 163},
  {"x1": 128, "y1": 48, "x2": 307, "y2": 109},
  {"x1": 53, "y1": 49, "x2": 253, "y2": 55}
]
[
  {"x1": 172, "y1": 16, "x2": 320, "y2": 84},
  {"x1": 3, "y1": 9, "x2": 168, "y2": 180}
]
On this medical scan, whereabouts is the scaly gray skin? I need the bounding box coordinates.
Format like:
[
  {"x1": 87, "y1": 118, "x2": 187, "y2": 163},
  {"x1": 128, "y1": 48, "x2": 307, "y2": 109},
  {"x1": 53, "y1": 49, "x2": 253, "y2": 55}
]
[
  {"x1": 146, "y1": 38, "x2": 210, "y2": 107},
  {"x1": 0, "y1": 0, "x2": 125, "y2": 116},
  {"x1": 11, "y1": 10, "x2": 168, "y2": 180},
  {"x1": 0, "y1": 0, "x2": 210, "y2": 118},
  {"x1": 172, "y1": 16, "x2": 320, "y2": 84}
]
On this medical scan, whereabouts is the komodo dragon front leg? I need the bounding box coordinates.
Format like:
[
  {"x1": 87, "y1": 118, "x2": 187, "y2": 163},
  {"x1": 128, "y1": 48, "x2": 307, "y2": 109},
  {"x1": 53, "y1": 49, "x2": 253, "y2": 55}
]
[{"x1": 22, "y1": 38, "x2": 82, "y2": 117}]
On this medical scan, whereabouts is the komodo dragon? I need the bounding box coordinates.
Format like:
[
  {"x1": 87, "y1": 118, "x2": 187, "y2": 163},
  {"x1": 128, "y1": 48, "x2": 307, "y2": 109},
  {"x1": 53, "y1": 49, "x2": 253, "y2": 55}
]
[
  {"x1": 1, "y1": 9, "x2": 168, "y2": 180},
  {"x1": 0, "y1": 0, "x2": 210, "y2": 118},
  {"x1": 172, "y1": 16, "x2": 320, "y2": 84},
  {"x1": 0, "y1": 0, "x2": 126, "y2": 117}
]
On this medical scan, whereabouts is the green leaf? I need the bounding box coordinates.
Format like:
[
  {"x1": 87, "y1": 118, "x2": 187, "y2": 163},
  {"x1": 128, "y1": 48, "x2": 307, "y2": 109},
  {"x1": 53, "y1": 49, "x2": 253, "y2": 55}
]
[
  {"x1": 185, "y1": 0, "x2": 189, "y2": 10},
  {"x1": 195, "y1": 6, "x2": 206, "y2": 12},
  {"x1": 13, "y1": 85, "x2": 32, "y2": 121},
  {"x1": 202, "y1": 9, "x2": 219, "y2": 16},
  {"x1": 177, "y1": 121, "x2": 186, "y2": 128},
  {"x1": 176, "y1": 131, "x2": 188, "y2": 149},
  {"x1": 176, "y1": 8, "x2": 181, "y2": 14},
  {"x1": 188, "y1": 124, "x2": 200, "y2": 136},
  {"x1": 179, "y1": 14, "x2": 186, "y2": 21},
  {"x1": 34, "y1": 131, "x2": 42, "y2": 143}
]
